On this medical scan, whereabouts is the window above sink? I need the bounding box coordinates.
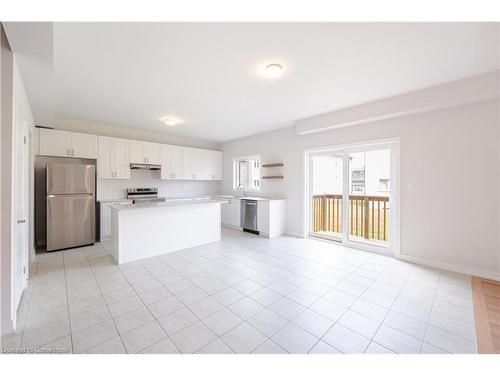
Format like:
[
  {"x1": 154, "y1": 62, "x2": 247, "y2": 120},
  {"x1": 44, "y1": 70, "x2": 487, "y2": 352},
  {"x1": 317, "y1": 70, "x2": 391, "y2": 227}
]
[{"x1": 233, "y1": 155, "x2": 261, "y2": 192}]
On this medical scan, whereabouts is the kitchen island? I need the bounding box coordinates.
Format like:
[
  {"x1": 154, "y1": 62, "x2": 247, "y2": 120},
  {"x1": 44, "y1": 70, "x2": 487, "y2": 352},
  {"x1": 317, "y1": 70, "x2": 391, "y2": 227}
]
[{"x1": 109, "y1": 198, "x2": 226, "y2": 264}]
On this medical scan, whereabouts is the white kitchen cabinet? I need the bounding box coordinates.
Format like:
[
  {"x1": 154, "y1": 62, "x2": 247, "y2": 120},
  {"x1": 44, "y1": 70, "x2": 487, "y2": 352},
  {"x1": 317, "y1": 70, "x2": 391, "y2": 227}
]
[
  {"x1": 183, "y1": 147, "x2": 223, "y2": 180},
  {"x1": 183, "y1": 147, "x2": 203, "y2": 180},
  {"x1": 161, "y1": 144, "x2": 183, "y2": 180},
  {"x1": 39, "y1": 128, "x2": 97, "y2": 159},
  {"x1": 70, "y1": 132, "x2": 98, "y2": 159},
  {"x1": 130, "y1": 140, "x2": 162, "y2": 164},
  {"x1": 203, "y1": 150, "x2": 223, "y2": 180},
  {"x1": 39, "y1": 128, "x2": 69, "y2": 157},
  {"x1": 257, "y1": 201, "x2": 270, "y2": 234},
  {"x1": 221, "y1": 198, "x2": 241, "y2": 227},
  {"x1": 257, "y1": 200, "x2": 286, "y2": 238},
  {"x1": 214, "y1": 151, "x2": 223, "y2": 180},
  {"x1": 98, "y1": 136, "x2": 130, "y2": 179}
]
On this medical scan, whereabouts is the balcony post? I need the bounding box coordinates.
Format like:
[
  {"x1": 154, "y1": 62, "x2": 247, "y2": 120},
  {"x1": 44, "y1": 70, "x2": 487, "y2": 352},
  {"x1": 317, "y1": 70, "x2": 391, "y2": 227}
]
[
  {"x1": 363, "y1": 196, "x2": 370, "y2": 239},
  {"x1": 322, "y1": 195, "x2": 326, "y2": 232}
]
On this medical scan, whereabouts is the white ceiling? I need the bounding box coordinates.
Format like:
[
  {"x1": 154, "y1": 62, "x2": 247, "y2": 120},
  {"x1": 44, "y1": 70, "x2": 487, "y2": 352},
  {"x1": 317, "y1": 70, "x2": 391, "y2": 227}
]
[{"x1": 47, "y1": 23, "x2": 500, "y2": 142}]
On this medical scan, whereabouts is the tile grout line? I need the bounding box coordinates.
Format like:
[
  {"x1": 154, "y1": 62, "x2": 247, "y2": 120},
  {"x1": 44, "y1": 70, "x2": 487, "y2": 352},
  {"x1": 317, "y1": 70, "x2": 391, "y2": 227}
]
[
  {"x1": 83, "y1": 245, "x2": 129, "y2": 354},
  {"x1": 306, "y1": 259, "x2": 382, "y2": 353},
  {"x1": 62, "y1": 251, "x2": 75, "y2": 354},
  {"x1": 112, "y1": 253, "x2": 186, "y2": 354},
  {"x1": 419, "y1": 272, "x2": 441, "y2": 353},
  {"x1": 364, "y1": 265, "x2": 416, "y2": 353},
  {"x1": 16, "y1": 257, "x2": 38, "y2": 349}
]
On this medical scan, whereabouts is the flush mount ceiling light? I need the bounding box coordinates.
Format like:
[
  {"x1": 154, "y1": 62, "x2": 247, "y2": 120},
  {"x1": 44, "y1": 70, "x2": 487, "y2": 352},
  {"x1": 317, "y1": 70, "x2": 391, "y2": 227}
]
[
  {"x1": 162, "y1": 117, "x2": 179, "y2": 126},
  {"x1": 265, "y1": 63, "x2": 283, "y2": 79}
]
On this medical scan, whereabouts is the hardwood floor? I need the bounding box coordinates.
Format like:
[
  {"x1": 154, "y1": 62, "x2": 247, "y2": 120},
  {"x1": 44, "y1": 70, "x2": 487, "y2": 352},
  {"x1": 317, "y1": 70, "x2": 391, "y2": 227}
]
[{"x1": 472, "y1": 277, "x2": 500, "y2": 353}]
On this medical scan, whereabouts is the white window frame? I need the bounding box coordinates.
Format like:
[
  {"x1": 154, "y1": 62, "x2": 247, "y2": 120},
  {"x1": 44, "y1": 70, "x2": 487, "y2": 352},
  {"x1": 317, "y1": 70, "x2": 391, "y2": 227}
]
[{"x1": 233, "y1": 155, "x2": 261, "y2": 192}]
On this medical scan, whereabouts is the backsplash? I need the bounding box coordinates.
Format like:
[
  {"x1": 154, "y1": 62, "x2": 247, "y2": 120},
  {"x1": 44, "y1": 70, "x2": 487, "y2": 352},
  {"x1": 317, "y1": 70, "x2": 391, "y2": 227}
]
[{"x1": 97, "y1": 169, "x2": 219, "y2": 200}]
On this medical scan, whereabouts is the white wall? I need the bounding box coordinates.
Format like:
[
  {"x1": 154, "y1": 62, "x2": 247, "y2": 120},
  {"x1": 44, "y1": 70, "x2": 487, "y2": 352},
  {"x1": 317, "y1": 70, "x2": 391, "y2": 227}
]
[{"x1": 221, "y1": 99, "x2": 500, "y2": 280}]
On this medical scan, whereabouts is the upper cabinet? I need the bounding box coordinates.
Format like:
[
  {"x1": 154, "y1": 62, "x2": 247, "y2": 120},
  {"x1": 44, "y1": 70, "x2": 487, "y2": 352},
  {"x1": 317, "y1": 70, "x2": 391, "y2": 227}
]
[
  {"x1": 130, "y1": 140, "x2": 162, "y2": 164},
  {"x1": 183, "y1": 148, "x2": 223, "y2": 181},
  {"x1": 39, "y1": 128, "x2": 68, "y2": 157},
  {"x1": 39, "y1": 128, "x2": 222, "y2": 181},
  {"x1": 98, "y1": 136, "x2": 130, "y2": 179},
  {"x1": 205, "y1": 150, "x2": 223, "y2": 180},
  {"x1": 161, "y1": 144, "x2": 183, "y2": 180},
  {"x1": 39, "y1": 128, "x2": 97, "y2": 159},
  {"x1": 183, "y1": 147, "x2": 203, "y2": 180}
]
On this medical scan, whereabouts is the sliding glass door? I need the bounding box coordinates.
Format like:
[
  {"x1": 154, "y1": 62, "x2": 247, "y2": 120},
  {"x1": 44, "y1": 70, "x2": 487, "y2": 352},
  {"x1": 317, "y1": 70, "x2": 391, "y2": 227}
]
[
  {"x1": 307, "y1": 140, "x2": 398, "y2": 254},
  {"x1": 346, "y1": 149, "x2": 391, "y2": 247},
  {"x1": 310, "y1": 153, "x2": 344, "y2": 242}
]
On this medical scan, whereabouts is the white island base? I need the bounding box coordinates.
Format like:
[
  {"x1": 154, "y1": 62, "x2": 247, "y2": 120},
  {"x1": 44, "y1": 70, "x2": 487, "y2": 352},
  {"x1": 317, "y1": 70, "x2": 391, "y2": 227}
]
[{"x1": 110, "y1": 200, "x2": 223, "y2": 264}]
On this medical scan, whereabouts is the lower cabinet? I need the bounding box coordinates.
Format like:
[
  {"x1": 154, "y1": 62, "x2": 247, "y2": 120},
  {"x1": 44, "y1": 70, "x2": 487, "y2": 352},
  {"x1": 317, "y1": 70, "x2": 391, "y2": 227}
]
[
  {"x1": 257, "y1": 200, "x2": 286, "y2": 238},
  {"x1": 221, "y1": 198, "x2": 241, "y2": 227},
  {"x1": 221, "y1": 198, "x2": 286, "y2": 238}
]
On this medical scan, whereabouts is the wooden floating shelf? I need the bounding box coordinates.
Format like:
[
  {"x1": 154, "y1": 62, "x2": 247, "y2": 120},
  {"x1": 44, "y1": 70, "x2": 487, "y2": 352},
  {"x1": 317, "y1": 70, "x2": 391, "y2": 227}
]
[
  {"x1": 262, "y1": 163, "x2": 284, "y2": 168},
  {"x1": 262, "y1": 175, "x2": 284, "y2": 179}
]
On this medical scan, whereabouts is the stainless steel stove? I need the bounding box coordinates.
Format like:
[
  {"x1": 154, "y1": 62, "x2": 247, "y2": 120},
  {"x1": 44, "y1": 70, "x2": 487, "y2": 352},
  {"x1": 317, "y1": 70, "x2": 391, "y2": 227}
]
[{"x1": 127, "y1": 187, "x2": 166, "y2": 204}]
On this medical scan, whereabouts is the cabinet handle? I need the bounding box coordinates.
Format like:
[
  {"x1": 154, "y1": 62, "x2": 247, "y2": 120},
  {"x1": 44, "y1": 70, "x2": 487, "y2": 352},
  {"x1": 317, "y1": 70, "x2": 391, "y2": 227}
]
[{"x1": 192, "y1": 174, "x2": 196, "y2": 179}]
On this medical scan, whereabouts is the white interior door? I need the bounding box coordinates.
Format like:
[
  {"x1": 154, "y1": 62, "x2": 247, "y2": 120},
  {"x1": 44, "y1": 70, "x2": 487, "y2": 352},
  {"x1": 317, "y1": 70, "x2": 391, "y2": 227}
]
[{"x1": 13, "y1": 101, "x2": 29, "y2": 312}]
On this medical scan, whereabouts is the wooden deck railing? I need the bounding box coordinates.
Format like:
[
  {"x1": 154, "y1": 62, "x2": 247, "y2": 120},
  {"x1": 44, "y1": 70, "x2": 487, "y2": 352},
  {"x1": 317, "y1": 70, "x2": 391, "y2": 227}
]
[{"x1": 312, "y1": 194, "x2": 390, "y2": 241}]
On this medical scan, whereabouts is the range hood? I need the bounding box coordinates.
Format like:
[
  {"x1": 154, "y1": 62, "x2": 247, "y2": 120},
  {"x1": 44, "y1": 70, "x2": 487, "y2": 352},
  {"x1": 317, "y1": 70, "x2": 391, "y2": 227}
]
[{"x1": 130, "y1": 163, "x2": 161, "y2": 170}]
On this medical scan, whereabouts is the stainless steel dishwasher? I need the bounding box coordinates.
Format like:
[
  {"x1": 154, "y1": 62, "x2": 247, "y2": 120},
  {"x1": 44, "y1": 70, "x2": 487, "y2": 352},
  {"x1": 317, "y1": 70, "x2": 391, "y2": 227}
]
[{"x1": 241, "y1": 199, "x2": 258, "y2": 234}]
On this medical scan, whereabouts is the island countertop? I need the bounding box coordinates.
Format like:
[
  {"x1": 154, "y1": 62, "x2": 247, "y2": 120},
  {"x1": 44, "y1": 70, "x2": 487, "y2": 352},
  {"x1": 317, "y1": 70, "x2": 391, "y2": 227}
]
[{"x1": 109, "y1": 198, "x2": 228, "y2": 211}]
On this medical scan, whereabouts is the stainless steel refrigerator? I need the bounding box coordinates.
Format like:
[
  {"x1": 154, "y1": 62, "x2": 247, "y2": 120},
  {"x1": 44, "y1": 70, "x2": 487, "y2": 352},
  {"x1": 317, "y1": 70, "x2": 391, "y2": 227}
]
[{"x1": 46, "y1": 163, "x2": 96, "y2": 251}]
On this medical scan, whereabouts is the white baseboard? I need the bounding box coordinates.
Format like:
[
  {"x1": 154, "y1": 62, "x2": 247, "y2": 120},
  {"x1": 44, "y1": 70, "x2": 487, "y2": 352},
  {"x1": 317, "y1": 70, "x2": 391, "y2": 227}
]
[
  {"x1": 399, "y1": 254, "x2": 500, "y2": 282},
  {"x1": 285, "y1": 230, "x2": 305, "y2": 238}
]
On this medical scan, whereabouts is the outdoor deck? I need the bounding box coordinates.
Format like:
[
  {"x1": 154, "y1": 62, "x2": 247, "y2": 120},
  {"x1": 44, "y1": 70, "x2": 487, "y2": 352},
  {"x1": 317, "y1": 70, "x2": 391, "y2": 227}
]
[{"x1": 312, "y1": 194, "x2": 390, "y2": 244}]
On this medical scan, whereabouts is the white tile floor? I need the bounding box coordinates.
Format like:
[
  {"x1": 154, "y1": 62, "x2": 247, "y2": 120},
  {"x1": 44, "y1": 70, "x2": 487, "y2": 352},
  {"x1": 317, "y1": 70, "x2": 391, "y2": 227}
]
[{"x1": 1, "y1": 228, "x2": 477, "y2": 354}]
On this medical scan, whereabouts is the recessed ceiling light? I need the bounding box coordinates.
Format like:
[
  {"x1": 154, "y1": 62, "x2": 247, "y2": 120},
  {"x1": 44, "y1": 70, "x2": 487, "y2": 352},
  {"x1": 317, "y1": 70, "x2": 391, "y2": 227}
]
[
  {"x1": 162, "y1": 118, "x2": 178, "y2": 126},
  {"x1": 265, "y1": 64, "x2": 283, "y2": 79}
]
